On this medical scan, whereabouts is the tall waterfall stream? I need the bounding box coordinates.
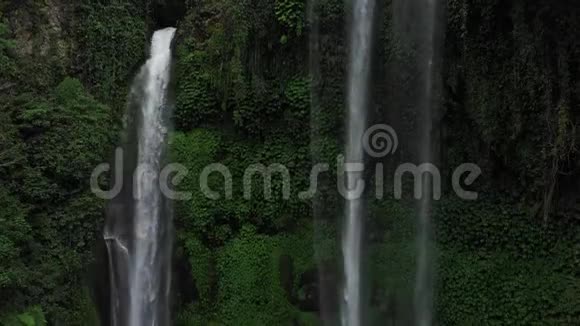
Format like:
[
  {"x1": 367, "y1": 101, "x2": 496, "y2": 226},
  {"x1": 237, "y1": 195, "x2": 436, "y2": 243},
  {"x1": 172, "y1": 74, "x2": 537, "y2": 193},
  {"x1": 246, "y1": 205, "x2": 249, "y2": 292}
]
[{"x1": 104, "y1": 27, "x2": 176, "y2": 326}]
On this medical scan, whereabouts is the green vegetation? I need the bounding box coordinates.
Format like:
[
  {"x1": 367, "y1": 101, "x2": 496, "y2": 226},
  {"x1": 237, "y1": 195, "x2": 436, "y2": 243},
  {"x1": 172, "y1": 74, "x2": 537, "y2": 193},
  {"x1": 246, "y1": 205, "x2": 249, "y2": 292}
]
[
  {"x1": 433, "y1": 199, "x2": 580, "y2": 323},
  {"x1": 0, "y1": 2, "x2": 135, "y2": 323},
  {"x1": 0, "y1": 306, "x2": 47, "y2": 326},
  {"x1": 75, "y1": 0, "x2": 148, "y2": 104},
  {"x1": 0, "y1": 0, "x2": 579, "y2": 325},
  {"x1": 275, "y1": 0, "x2": 306, "y2": 41},
  {"x1": 366, "y1": 198, "x2": 580, "y2": 324}
]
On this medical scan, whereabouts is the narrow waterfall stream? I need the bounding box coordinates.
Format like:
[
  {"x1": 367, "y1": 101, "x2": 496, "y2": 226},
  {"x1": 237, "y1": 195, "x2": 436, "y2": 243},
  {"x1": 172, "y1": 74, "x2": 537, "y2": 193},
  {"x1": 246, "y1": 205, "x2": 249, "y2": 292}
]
[
  {"x1": 414, "y1": 1, "x2": 437, "y2": 325},
  {"x1": 104, "y1": 27, "x2": 176, "y2": 326},
  {"x1": 342, "y1": 1, "x2": 375, "y2": 325},
  {"x1": 392, "y1": 0, "x2": 438, "y2": 324}
]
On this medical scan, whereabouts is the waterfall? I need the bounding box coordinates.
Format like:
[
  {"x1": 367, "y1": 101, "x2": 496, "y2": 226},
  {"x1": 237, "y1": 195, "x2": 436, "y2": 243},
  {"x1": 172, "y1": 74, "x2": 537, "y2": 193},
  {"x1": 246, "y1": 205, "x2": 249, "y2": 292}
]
[
  {"x1": 342, "y1": 1, "x2": 375, "y2": 325},
  {"x1": 392, "y1": 0, "x2": 438, "y2": 324},
  {"x1": 414, "y1": 1, "x2": 436, "y2": 325},
  {"x1": 104, "y1": 27, "x2": 176, "y2": 326}
]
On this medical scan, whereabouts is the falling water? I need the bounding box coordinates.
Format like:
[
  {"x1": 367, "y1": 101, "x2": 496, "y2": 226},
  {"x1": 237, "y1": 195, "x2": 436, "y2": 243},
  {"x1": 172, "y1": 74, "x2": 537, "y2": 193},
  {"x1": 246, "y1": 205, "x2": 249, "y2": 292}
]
[
  {"x1": 414, "y1": 1, "x2": 436, "y2": 325},
  {"x1": 342, "y1": 1, "x2": 375, "y2": 325},
  {"x1": 104, "y1": 27, "x2": 176, "y2": 326},
  {"x1": 392, "y1": 0, "x2": 438, "y2": 324},
  {"x1": 390, "y1": 0, "x2": 439, "y2": 324}
]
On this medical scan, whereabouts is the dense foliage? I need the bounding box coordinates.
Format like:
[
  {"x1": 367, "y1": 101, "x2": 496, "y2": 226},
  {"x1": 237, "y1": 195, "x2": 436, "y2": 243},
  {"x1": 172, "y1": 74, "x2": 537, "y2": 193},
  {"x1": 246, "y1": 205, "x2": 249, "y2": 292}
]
[
  {"x1": 0, "y1": 0, "x2": 579, "y2": 325},
  {"x1": 0, "y1": 1, "x2": 141, "y2": 323}
]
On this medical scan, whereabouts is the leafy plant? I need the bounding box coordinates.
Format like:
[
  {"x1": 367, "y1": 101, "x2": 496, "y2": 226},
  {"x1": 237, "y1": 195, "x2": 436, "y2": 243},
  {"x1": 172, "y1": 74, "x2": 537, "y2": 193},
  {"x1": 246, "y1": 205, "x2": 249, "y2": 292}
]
[{"x1": 275, "y1": 0, "x2": 306, "y2": 38}]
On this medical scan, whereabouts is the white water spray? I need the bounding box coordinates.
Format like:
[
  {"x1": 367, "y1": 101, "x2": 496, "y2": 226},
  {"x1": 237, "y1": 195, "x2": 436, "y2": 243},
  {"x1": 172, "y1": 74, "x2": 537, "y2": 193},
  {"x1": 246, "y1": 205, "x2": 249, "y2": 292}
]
[
  {"x1": 342, "y1": 1, "x2": 375, "y2": 325},
  {"x1": 105, "y1": 27, "x2": 176, "y2": 326},
  {"x1": 129, "y1": 27, "x2": 176, "y2": 326}
]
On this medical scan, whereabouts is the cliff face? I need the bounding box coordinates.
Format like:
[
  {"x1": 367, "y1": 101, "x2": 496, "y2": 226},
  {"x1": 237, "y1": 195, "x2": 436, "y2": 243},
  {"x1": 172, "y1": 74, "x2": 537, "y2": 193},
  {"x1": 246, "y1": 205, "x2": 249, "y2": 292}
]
[
  {"x1": 5, "y1": 0, "x2": 579, "y2": 219},
  {"x1": 0, "y1": 0, "x2": 579, "y2": 324},
  {"x1": 0, "y1": 1, "x2": 148, "y2": 324},
  {"x1": 4, "y1": 0, "x2": 187, "y2": 64},
  {"x1": 8, "y1": 0, "x2": 71, "y2": 58},
  {"x1": 443, "y1": 0, "x2": 580, "y2": 221},
  {"x1": 3, "y1": 0, "x2": 79, "y2": 97},
  {"x1": 168, "y1": 0, "x2": 580, "y2": 324}
]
